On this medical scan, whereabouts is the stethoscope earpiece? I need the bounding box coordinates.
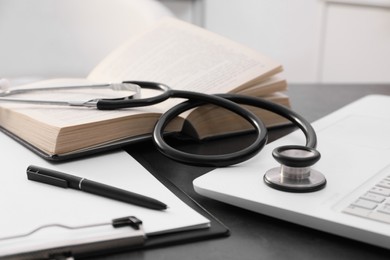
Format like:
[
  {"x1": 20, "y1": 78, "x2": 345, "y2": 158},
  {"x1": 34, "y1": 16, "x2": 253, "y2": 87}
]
[{"x1": 264, "y1": 145, "x2": 326, "y2": 192}]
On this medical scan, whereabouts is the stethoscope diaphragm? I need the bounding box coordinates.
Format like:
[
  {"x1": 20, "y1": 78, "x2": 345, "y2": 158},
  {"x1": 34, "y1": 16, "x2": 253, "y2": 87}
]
[{"x1": 264, "y1": 145, "x2": 326, "y2": 192}]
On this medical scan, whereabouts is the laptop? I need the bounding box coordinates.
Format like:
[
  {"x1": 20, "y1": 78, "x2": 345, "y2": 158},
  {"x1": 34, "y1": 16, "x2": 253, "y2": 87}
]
[{"x1": 193, "y1": 95, "x2": 390, "y2": 249}]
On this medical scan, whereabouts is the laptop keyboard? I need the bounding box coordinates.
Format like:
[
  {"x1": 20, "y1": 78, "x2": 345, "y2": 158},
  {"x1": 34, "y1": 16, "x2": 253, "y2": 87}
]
[{"x1": 343, "y1": 175, "x2": 390, "y2": 224}]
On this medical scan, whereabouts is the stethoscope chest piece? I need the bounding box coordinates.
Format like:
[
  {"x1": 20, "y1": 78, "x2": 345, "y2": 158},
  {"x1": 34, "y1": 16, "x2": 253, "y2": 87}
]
[{"x1": 263, "y1": 145, "x2": 326, "y2": 192}]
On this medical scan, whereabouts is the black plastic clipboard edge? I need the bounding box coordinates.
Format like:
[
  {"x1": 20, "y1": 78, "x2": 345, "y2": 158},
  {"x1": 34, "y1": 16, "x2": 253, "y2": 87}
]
[
  {"x1": 4, "y1": 235, "x2": 146, "y2": 260},
  {"x1": 80, "y1": 171, "x2": 230, "y2": 259},
  {"x1": 127, "y1": 147, "x2": 230, "y2": 250},
  {"x1": 142, "y1": 171, "x2": 230, "y2": 249}
]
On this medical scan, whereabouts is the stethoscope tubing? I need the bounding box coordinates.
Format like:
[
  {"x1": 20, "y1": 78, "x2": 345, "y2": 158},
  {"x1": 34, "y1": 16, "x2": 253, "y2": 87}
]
[
  {"x1": 153, "y1": 90, "x2": 318, "y2": 167},
  {"x1": 153, "y1": 90, "x2": 268, "y2": 167}
]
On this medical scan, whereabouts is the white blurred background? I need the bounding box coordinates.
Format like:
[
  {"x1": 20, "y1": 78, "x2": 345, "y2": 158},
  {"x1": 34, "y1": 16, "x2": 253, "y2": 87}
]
[
  {"x1": 1, "y1": 0, "x2": 389, "y2": 84},
  {"x1": 161, "y1": 0, "x2": 390, "y2": 84}
]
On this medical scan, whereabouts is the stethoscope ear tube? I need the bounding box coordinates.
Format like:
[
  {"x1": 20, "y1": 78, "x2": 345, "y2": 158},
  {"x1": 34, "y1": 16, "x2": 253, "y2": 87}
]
[
  {"x1": 153, "y1": 91, "x2": 268, "y2": 167},
  {"x1": 96, "y1": 81, "x2": 172, "y2": 110}
]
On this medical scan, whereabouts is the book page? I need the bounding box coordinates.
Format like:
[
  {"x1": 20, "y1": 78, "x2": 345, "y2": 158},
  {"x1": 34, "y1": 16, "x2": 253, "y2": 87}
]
[{"x1": 88, "y1": 17, "x2": 282, "y2": 94}]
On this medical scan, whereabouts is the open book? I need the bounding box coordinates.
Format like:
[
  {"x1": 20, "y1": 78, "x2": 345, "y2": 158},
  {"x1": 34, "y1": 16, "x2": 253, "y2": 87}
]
[{"x1": 0, "y1": 17, "x2": 289, "y2": 160}]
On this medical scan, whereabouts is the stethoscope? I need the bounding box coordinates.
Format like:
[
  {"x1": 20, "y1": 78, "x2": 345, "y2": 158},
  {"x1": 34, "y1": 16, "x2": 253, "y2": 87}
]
[{"x1": 0, "y1": 80, "x2": 326, "y2": 192}]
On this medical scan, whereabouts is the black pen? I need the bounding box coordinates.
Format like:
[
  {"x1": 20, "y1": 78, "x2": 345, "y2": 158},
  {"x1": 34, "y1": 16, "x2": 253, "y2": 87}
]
[{"x1": 26, "y1": 165, "x2": 167, "y2": 210}]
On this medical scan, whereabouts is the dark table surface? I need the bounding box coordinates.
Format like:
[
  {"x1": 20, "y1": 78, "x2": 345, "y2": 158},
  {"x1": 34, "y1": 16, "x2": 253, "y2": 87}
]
[{"x1": 97, "y1": 84, "x2": 390, "y2": 260}]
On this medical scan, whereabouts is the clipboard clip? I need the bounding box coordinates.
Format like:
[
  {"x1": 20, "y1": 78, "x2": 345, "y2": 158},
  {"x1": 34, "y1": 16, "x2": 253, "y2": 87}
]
[
  {"x1": 0, "y1": 216, "x2": 145, "y2": 260},
  {"x1": 48, "y1": 217, "x2": 144, "y2": 260},
  {"x1": 113, "y1": 216, "x2": 143, "y2": 230}
]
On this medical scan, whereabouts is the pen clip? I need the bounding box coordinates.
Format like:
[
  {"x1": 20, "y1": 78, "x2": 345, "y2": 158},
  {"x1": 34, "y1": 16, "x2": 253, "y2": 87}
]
[{"x1": 27, "y1": 167, "x2": 69, "y2": 188}]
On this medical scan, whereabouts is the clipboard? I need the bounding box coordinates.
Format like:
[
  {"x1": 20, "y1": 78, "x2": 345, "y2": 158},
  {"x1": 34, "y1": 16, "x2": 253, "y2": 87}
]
[
  {"x1": 3, "y1": 184, "x2": 229, "y2": 260},
  {"x1": 0, "y1": 131, "x2": 229, "y2": 259}
]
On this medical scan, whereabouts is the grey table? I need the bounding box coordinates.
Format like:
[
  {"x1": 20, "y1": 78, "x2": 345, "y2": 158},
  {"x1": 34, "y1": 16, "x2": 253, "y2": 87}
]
[{"x1": 98, "y1": 84, "x2": 390, "y2": 260}]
